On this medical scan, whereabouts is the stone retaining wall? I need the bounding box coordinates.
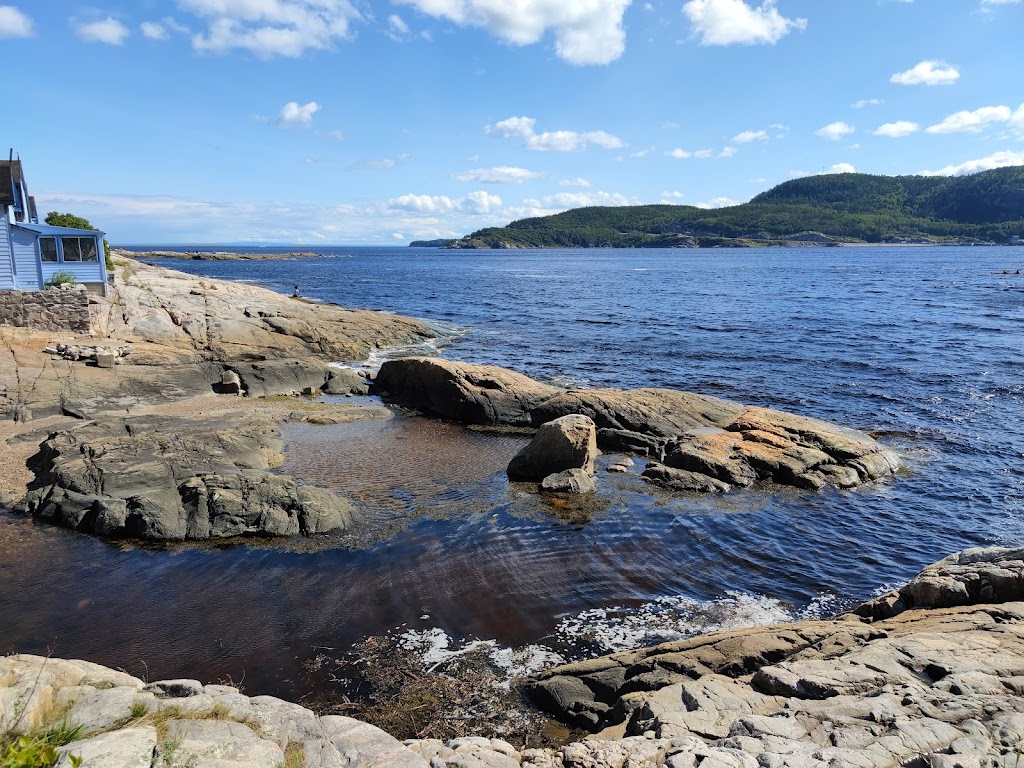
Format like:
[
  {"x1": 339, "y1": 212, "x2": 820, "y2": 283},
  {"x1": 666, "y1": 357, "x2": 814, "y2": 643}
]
[{"x1": 0, "y1": 289, "x2": 92, "y2": 334}]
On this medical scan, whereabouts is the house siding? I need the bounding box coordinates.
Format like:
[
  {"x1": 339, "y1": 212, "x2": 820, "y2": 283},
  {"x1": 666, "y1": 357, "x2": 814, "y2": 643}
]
[
  {"x1": 0, "y1": 214, "x2": 15, "y2": 290},
  {"x1": 11, "y1": 227, "x2": 41, "y2": 290}
]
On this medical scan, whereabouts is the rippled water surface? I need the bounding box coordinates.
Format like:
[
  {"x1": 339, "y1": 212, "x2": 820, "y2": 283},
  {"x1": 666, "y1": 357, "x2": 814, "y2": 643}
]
[{"x1": 2, "y1": 246, "x2": 1022, "y2": 698}]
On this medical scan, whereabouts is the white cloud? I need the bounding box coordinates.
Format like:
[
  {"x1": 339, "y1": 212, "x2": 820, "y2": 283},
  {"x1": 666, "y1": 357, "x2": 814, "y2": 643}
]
[
  {"x1": 682, "y1": 0, "x2": 807, "y2": 46},
  {"x1": 278, "y1": 100, "x2": 320, "y2": 127},
  {"x1": 521, "y1": 191, "x2": 635, "y2": 210},
  {"x1": 351, "y1": 158, "x2": 397, "y2": 170},
  {"x1": 668, "y1": 148, "x2": 691, "y2": 158},
  {"x1": 890, "y1": 60, "x2": 960, "y2": 86},
  {"x1": 387, "y1": 190, "x2": 501, "y2": 214},
  {"x1": 732, "y1": 129, "x2": 767, "y2": 143},
  {"x1": 852, "y1": 98, "x2": 883, "y2": 109},
  {"x1": 463, "y1": 190, "x2": 503, "y2": 213},
  {"x1": 0, "y1": 6, "x2": 33, "y2": 38},
  {"x1": 719, "y1": 146, "x2": 737, "y2": 157},
  {"x1": 558, "y1": 177, "x2": 592, "y2": 187},
  {"x1": 824, "y1": 163, "x2": 856, "y2": 174},
  {"x1": 693, "y1": 149, "x2": 714, "y2": 158},
  {"x1": 37, "y1": 189, "x2": 506, "y2": 244},
  {"x1": 921, "y1": 149, "x2": 1024, "y2": 176},
  {"x1": 873, "y1": 121, "x2": 920, "y2": 138},
  {"x1": 394, "y1": 0, "x2": 631, "y2": 65},
  {"x1": 816, "y1": 121, "x2": 855, "y2": 141},
  {"x1": 453, "y1": 166, "x2": 541, "y2": 183},
  {"x1": 141, "y1": 21, "x2": 169, "y2": 39},
  {"x1": 73, "y1": 17, "x2": 130, "y2": 45},
  {"x1": 696, "y1": 196, "x2": 739, "y2": 208},
  {"x1": 484, "y1": 116, "x2": 623, "y2": 152},
  {"x1": 142, "y1": 17, "x2": 190, "y2": 39},
  {"x1": 661, "y1": 190, "x2": 685, "y2": 199},
  {"x1": 389, "y1": 14, "x2": 409, "y2": 35},
  {"x1": 182, "y1": 0, "x2": 361, "y2": 58},
  {"x1": 926, "y1": 105, "x2": 1013, "y2": 134}
]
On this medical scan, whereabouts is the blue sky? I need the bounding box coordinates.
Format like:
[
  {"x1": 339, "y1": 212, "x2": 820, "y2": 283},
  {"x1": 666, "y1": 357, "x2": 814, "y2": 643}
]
[{"x1": 2, "y1": 0, "x2": 1023, "y2": 244}]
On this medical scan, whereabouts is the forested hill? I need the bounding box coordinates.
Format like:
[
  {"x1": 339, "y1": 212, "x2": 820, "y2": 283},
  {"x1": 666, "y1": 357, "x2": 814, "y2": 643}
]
[{"x1": 431, "y1": 168, "x2": 1024, "y2": 249}]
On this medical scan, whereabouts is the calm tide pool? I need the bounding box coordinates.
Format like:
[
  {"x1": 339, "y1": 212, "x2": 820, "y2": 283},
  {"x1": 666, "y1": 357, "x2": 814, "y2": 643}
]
[{"x1": 1, "y1": 246, "x2": 1021, "y2": 699}]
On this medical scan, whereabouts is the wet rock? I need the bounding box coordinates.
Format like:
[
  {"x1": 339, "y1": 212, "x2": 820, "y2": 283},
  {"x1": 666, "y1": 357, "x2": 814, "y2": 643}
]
[
  {"x1": 377, "y1": 358, "x2": 898, "y2": 494},
  {"x1": 541, "y1": 469, "x2": 597, "y2": 494},
  {"x1": 508, "y1": 414, "x2": 598, "y2": 481}
]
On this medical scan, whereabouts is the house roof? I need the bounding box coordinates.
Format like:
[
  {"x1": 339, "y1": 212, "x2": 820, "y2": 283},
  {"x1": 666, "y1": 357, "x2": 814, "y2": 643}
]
[
  {"x1": 0, "y1": 160, "x2": 21, "y2": 207},
  {"x1": 13, "y1": 222, "x2": 106, "y2": 237}
]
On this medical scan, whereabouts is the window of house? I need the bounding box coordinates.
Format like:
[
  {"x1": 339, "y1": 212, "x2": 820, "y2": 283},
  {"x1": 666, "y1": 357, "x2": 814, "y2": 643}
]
[
  {"x1": 40, "y1": 237, "x2": 58, "y2": 262},
  {"x1": 60, "y1": 237, "x2": 98, "y2": 262}
]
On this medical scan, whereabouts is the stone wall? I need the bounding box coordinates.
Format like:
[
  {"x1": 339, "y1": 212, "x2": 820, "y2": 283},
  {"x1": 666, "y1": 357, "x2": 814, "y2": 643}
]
[{"x1": 0, "y1": 289, "x2": 92, "y2": 334}]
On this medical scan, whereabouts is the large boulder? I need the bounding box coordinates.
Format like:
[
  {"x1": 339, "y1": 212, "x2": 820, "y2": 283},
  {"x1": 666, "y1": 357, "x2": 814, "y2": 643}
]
[
  {"x1": 376, "y1": 358, "x2": 900, "y2": 494},
  {"x1": 374, "y1": 357, "x2": 559, "y2": 427},
  {"x1": 15, "y1": 413, "x2": 356, "y2": 540},
  {"x1": 508, "y1": 414, "x2": 598, "y2": 481}
]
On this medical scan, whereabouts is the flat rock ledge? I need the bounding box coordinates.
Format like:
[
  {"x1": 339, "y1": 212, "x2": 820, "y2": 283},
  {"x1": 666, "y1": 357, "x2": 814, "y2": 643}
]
[
  {"x1": 375, "y1": 357, "x2": 900, "y2": 493},
  {"x1": 14, "y1": 412, "x2": 356, "y2": 540},
  {"x1": 5, "y1": 548, "x2": 1024, "y2": 768}
]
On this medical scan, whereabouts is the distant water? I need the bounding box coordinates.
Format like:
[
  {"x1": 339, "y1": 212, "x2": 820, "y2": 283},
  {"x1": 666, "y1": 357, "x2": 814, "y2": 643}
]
[{"x1": 2, "y1": 246, "x2": 1022, "y2": 699}]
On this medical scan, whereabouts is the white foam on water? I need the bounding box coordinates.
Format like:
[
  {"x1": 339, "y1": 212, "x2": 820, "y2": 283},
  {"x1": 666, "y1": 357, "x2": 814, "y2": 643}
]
[
  {"x1": 553, "y1": 591, "x2": 841, "y2": 656},
  {"x1": 393, "y1": 591, "x2": 846, "y2": 684},
  {"x1": 332, "y1": 319, "x2": 467, "y2": 375},
  {"x1": 396, "y1": 628, "x2": 565, "y2": 684}
]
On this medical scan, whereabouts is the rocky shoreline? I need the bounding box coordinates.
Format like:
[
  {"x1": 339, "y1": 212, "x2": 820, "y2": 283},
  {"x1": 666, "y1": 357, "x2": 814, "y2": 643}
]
[
  {"x1": 3, "y1": 546, "x2": 1023, "y2": 767},
  {"x1": 0, "y1": 258, "x2": 434, "y2": 538},
  {"x1": 115, "y1": 249, "x2": 324, "y2": 261}
]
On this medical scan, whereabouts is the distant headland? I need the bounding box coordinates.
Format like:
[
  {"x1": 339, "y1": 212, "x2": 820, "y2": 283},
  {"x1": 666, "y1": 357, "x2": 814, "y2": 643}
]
[{"x1": 413, "y1": 167, "x2": 1024, "y2": 249}]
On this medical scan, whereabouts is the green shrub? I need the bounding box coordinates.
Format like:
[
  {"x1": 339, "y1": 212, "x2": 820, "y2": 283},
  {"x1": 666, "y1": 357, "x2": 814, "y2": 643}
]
[
  {"x1": 0, "y1": 720, "x2": 84, "y2": 768},
  {"x1": 44, "y1": 271, "x2": 76, "y2": 288}
]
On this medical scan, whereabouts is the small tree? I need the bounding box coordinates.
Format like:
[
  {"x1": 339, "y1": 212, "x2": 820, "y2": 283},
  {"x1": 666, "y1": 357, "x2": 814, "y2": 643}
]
[{"x1": 45, "y1": 211, "x2": 114, "y2": 272}]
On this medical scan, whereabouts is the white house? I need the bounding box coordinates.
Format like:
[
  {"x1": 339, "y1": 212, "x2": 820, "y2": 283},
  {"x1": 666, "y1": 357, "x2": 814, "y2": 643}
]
[{"x1": 1, "y1": 153, "x2": 109, "y2": 295}]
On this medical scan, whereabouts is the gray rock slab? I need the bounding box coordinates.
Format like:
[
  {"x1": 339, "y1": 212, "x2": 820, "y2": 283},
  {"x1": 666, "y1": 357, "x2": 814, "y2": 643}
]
[
  {"x1": 321, "y1": 715, "x2": 431, "y2": 768},
  {"x1": 56, "y1": 725, "x2": 157, "y2": 768}
]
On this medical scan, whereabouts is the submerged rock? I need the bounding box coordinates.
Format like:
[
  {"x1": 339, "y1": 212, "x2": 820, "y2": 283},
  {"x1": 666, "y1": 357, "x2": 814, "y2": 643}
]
[
  {"x1": 508, "y1": 414, "x2": 599, "y2": 482},
  {"x1": 377, "y1": 357, "x2": 900, "y2": 494},
  {"x1": 15, "y1": 413, "x2": 356, "y2": 540},
  {"x1": 541, "y1": 468, "x2": 597, "y2": 495}
]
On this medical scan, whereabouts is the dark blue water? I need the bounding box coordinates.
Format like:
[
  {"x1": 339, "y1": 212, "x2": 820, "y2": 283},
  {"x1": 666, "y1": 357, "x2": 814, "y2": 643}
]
[{"x1": 3, "y1": 246, "x2": 1022, "y2": 696}]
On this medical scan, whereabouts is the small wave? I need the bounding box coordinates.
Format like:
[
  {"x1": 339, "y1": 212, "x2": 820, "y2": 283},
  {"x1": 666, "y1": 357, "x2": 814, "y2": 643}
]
[
  {"x1": 552, "y1": 591, "x2": 841, "y2": 656},
  {"x1": 334, "y1": 321, "x2": 467, "y2": 373}
]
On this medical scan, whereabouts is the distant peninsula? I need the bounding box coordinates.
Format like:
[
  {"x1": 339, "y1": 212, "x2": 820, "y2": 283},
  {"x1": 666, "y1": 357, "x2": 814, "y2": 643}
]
[{"x1": 420, "y1": 168, "x2": 1024, "y2": 249}]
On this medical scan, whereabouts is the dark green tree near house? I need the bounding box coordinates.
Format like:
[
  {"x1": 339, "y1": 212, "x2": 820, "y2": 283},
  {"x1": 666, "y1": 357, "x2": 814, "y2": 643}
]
[{"x1": 45, "y1": 211, "x2": 114, "y2": 271}]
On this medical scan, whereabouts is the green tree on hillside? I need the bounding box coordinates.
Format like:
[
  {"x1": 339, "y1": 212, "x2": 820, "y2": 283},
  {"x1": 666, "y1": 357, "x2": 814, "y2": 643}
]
[{"x1": 45, "y1": 211, "x2": 114, "y2": 271}]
